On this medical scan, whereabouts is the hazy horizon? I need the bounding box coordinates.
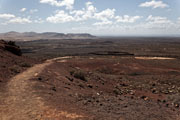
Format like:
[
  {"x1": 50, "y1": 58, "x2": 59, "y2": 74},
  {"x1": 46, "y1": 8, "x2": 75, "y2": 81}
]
[
  {"x1": 1, "y1": 31, "x2": 180, "y2": 37},
  {"x1": 0, "y1": 0, "x2": 180, "y2": 36}
]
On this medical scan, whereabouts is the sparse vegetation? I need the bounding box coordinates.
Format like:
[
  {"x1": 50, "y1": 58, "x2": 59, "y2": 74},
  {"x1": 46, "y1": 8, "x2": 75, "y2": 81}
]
[
  {"x1": 129, "y1": 72, "x2": 141, "y2": 76},
  {"x1": 97, "y1": 66, "x2": 114, "y2": 74},
  {"x1": 20, "y1": 63, "x2": 32, "y2": 67},
  {"x1": 70, "y1": 70, "x2": 75, "y2": 75},
  {"x1": 10, "y1": 65, "x2": 20, "y2": 74},
  {"x1": 71, "y1": 70, "x2": 87, "y2": 82},
  {"x1": 7, "y1": 41, "x2": 16, "y2": 46}
]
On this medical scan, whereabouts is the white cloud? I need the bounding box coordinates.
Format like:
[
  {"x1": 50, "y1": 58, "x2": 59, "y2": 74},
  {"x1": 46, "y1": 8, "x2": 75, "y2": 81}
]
[
  {"x1": 64, "y1": 16, "x2": 180, "y2": 35},
  {"x1": 176, "y1": 17, "x2": 180, "y2": 27},
  {"x1": 115, "y1": 15, "x2": 142, "y2": 23},
  {"x1": 93, "y1": 8, "x2": 115, "y2": 26},
  {"x1": 81, "y1": 2, "x2": 97, "y2": 20},
  {"x1": 94, "y1": 8, "x2": 115, "y2": 21},
  {"x1": 178, "y1": 17, "x2": 180, "y2": 22},
  {"x1": 40, "y1": 0, "x2": 75, "y2": 10},
  {"x1": 30, "y1": 9, "x2": 38, "y2": 14},
  {"x1": 70, "y1": 10, "x2": 85, "y2": 16},
  {"x1": 0, "y1": 13, "x2": 33, "y2": 25},
  {"x1": 139, "y1": 0, "x2": 169, "y2": 9},
  {"x1": 47, "y1": 10, "x2": 74, "y2": 23},
  {"x1": 46, "y1": 2, "x2": 143, "y2": 26},
  {"x1": 0, "y1": 14, "x2": 15, "y2": 19},
  {"x1": 47, "y1": 2, "x2": 116, "y2": 23},
  {"x1": 47, "y1": 2, "x2": 97, "y2": 23},
  {"x1": 34, "y1": 18, "x2": 44, "y2": 23},
  {"x1": 20, "y1": 8, "x2": 27, "y2": 12},
  {"x1": 93, "y1": 20, "x2": 113, "y2": 26},
  {"x1": 7, "y1": 17, "x2": 32, "y2": 24},
  {"x1": 146, "y1": 15, "x2": 172, "y2": 24},
  {"x1": 86, "y1": 2, "x2": 97, "y2": 13},
  {"x1": 71, "y1": 2, "x2": 97, "y2": 20},
  {"x1": 70, "y1": 10, "x2": 85, "y2": 21},
  {"x1": 138, "y1": 15, "x2": 175, "y2": 31}
]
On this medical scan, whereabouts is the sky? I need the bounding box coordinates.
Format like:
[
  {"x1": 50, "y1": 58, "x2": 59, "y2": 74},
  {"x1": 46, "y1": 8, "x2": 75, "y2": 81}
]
[{"x1": 0, "y1": 0, "x2": 180, "y2": 36}]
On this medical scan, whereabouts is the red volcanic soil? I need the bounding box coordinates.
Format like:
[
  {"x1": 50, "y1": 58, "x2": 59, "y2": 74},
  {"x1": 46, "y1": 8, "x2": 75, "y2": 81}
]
[
  {"x1": 31, "y1": 56, "x2": 180, "y2": 120},
  {"x1": 1, "y1": 38, "x2": 180, "y2": 119},
  {"x1": 0, "y1": 40, "x2": 38, "y2": 83}
]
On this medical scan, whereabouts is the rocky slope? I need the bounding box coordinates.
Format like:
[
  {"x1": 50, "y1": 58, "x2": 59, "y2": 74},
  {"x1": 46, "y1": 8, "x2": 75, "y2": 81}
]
[{"x1": 0, "y1": 40, "x2": 38, "y2": 83}]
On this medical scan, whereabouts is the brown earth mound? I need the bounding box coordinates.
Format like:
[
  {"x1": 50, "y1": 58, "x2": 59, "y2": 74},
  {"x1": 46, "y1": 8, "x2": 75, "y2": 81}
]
[{"x1": 0, "y1": 40, "x2": 38, "y2": 83}]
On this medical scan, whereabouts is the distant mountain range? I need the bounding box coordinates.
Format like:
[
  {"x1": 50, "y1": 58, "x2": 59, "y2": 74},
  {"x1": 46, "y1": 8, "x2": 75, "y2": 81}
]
[{"x1": 0, "y1": 31, "x2": 96, "y2": 41}]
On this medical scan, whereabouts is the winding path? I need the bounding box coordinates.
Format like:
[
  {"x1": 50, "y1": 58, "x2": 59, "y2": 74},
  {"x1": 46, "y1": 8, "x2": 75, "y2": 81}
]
[{"x1": 0, "y1": 57, "x2": 84, "y2": 120}]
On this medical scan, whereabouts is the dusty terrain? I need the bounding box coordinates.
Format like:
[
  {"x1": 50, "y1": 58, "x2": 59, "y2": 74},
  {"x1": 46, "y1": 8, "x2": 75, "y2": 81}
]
[
  {"x1": 16, "y1": 37, "x2": 180, "y2": 59},
  {"x1": 0, "y1": 38, "x2": 180, "y2": 120},
  {"x1": 31, "y1": 56, "x2": 180, "y2": 120}
]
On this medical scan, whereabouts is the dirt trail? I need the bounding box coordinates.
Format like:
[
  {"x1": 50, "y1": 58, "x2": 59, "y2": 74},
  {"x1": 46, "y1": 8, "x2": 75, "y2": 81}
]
[{"x1": 0, "y1": 57, "x2": 85, "y2": 120}]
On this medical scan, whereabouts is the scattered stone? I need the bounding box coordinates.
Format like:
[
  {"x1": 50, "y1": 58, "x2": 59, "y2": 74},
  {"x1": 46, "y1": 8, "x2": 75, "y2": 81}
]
[
  {"x1": 87, "y1": 84, "x2": 93, "y2": 88},
  {"x1": 64, "y1": 87, "x2": 70, "y2": 89},
  {"x1": 124, "y1": 105, "x2": 128, "y2": 108},
  {"x1": 99, "y1": 91, "x2": 103, "y2": 95},
  {"x1": 75, "y1": 93, "x2": 78, "y2": 96},
  {"x1": 157, "y1": 99, "x2": 161, "y2": 103},
  {"x1": 174, "y1": 103, "x2": 179, "y2": 108},
  {"x1": 78, "y1": 84, "x2": 84, "y2": 88},
  {"x1": 168, "y1": 90, "x2": 173, "y2": 93},
  {"x1": 166, "y1": 104, "x2": 169, "y2": 107},
  {"x1": 34, "y1": 73, "x2": 38, "y2": 77},
  {"x1": 120, "y1": 83, "x2": 128, "y2": 87},
  {"x1": 73, "y1": 70, "x2": 87, "y2": 82},
  {"x1": 106, "y1": 99, "x2": 110, "y2": 102},
  {"x1": 152, "y1": 89, "x2": 157, "y2": 94},
  {"x1": 130, "y1": 90, "x2": 135, "y2": 95},
  {"x1": 48, "y1": 92, "x2": 53, "y2": 96},
  {"x1": 172, "y1": 85, "x2": 175, "y2": 89},
  {"x1": 113, "y1": 89, "x2": 119, "y2": 95},
  {"x1": 141, "y1": 96, "x2": 148, "y2": 101},
  {"x1": 51, "y1": 87, "x2": 56, "y2": 91},
  {"x1": 38, "y1": 77, "x2": 42, "y2": 81},
  {"x1": 162, "y1": 100, "x2": 166, "y2": 103},
  {"x1": 83, "y1": 101, "x2": 88, "y2": 105},
  {"x1": 87, "y1": 100, "x2": 92, "y2": 103},
  {"x1": 162, "y1": 90, "x2": 169, "y2": 94},
  {"x1": 66, "y1": 76, "x2": 74, "y2": 82},
  {"x1": 96, "y1": 100, "x2": 99, "y2": 103}
]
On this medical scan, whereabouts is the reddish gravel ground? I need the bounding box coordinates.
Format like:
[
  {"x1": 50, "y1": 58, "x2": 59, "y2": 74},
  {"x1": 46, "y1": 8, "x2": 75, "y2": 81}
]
[
  {"x1": 31, "y1": 56, "x2": 180, "y2": 120},
  {"x1": 1, "y1": 40, "x2": 180, "y2": 119}
]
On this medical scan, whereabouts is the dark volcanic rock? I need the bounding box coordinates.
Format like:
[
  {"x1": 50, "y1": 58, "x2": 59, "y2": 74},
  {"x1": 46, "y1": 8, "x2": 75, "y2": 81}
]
[{"x1": 0, "y1": 40, "x2": 22, "y2": 56}]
